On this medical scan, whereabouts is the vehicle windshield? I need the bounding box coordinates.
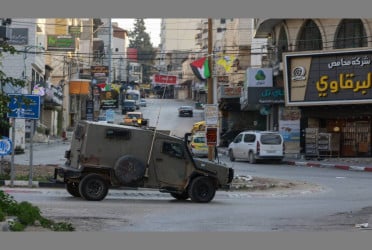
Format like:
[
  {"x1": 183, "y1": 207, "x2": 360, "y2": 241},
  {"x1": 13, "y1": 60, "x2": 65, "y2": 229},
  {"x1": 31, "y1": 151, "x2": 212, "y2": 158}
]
[
  {"x1": 261, "y1": 134, "x2": 282, "y2": 144},
  {"x1": 193, "y1": 136, "x2": 206, "y2": 143}
]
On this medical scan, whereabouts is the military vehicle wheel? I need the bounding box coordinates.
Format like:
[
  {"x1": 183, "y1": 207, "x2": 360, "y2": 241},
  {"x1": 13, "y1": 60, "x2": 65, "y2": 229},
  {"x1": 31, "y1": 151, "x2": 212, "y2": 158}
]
[
  {"x1": 79, "y1": 174, "x2": 109, "y2": 201},
  {"x1": 188, "y1": 176, "x2": 216, "y2": 203},
  {"x1": 228, "y1": 149, "x2": 235, "y2": 162},
  {"x1": 66, "y1": 182, "x2": 81, "y2": 197},
  {"x1": 170, "y1": 192, "x2": 189, "y2": 200},
  {"x1": 114, "y1": 155, "x2": 146, "y2": 185},
  {"x1": 249, "y1": 152, "x2": 256, "y2": 164}
]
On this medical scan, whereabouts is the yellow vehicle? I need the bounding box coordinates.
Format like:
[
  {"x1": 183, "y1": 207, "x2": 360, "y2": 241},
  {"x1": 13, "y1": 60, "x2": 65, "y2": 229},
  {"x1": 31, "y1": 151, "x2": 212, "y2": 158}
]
[
  {"x1": 189, "y1": 132, "x2": 208, "y2": 157},
  {"x1": 191, "y1": 121, "x2": 206, "y2": 134},
  {"x1": 123, "y1": 111, "x2": 148, "y2": 127}
]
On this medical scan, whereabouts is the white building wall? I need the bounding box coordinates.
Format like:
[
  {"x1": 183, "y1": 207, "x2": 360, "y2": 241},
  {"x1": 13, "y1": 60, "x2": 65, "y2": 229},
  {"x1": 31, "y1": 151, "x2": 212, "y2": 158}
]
[
  {"x1": 1, "y1": 18, "x2": 46, "y2": 150},
  {"x1": 160, "y1": 18, "x2": 203, "y2": 52}
]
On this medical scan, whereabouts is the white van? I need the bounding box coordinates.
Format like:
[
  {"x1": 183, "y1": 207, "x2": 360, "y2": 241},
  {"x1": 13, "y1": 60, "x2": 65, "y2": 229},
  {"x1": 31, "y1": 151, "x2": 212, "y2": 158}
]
[{"x1": 227, "y1": 131, "x2": 284, "y2": 163}]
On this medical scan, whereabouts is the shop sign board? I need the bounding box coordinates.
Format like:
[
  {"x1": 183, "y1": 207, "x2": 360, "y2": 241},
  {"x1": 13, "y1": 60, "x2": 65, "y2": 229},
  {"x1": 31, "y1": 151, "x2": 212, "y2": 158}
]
[
  {"x1": 204, "y1": 104, "x2": 219, "y2": 126},
  {"x1": 206, "y1": 127, "x2": 218, "y2": 146},
  {"x1": 284, "y1": 48, "x2": 372, "y2": 106},
  {"x1": 153, "y1": 74, "x2": 177, "y2": 85},
  {"x1": 47, "y1": 35, "x2": 75, "y2": 51}
]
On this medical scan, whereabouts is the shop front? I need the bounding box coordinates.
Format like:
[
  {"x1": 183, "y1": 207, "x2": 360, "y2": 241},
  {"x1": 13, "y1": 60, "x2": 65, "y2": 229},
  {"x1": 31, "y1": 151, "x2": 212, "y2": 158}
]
[
  {"x1": 301, "y1": 105, "x2": 372, "y2": 157},
  {"x1": 284, "y1": 48, "x2": 372, "y2": 158}
]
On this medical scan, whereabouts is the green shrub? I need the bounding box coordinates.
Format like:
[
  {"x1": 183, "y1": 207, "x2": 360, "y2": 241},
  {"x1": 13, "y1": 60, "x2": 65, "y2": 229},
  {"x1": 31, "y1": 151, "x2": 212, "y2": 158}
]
[
  {"x1": 16, "y1": 201, "x2": 42, "y2": 225},
  {"x1": 0, "y1": 208, "x2": 5, "y2": 221},
  {"x1": 0, "y1": 190, "x2": 74, "y2": 231},
  {"x1": 9, "y1": 221, "x2": 26, "y2": 231}
]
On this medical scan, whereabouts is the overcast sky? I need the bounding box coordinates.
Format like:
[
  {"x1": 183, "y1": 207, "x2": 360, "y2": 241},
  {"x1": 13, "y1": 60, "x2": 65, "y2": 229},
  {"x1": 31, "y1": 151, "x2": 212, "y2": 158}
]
[{"x1": 112, "y1": 18, "x2": 161, "y2": 47}]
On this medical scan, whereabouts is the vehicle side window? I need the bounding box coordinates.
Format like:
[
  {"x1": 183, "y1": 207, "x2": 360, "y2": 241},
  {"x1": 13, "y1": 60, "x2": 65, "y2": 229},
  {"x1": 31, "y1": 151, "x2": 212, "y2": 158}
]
[
  {"x1": 261, "y1": 134, "x2": 282, "y2": 144},
  {"x1": 244, "y1": 134, "x2": 256, "y2": 143},
  {"x1": 162, "y1": 142, "x2": 184, "y2": 158},
  {"x1": 233, "y1": 134, "x2": 243, "y2": 143},
  {"x1": 105, "y1": 129, "x2": 131, "y2": 140}
]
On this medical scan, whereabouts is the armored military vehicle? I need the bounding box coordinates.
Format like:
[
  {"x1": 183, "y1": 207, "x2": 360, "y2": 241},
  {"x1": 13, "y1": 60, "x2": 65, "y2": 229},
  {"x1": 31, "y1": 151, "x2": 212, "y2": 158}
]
[{"x1": 54, "y1": 120, "x2": 234, "y2": 203}]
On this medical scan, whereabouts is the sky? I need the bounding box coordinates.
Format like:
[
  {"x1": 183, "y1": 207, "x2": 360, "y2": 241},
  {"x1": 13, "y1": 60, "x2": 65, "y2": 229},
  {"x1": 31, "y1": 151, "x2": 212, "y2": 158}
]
[{"x1": 112, "y1": 18, "x2": 161, "y2": 47}]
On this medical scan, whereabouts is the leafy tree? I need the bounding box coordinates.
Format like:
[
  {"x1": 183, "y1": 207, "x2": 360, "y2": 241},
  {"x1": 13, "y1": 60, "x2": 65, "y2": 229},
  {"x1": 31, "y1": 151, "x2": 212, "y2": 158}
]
[
  {"x1": 0, "y1": 41, "x2": 26, "y2": 137},
  {"x1": 128, "y1": 18, "x2": 156, "y2": 83}
]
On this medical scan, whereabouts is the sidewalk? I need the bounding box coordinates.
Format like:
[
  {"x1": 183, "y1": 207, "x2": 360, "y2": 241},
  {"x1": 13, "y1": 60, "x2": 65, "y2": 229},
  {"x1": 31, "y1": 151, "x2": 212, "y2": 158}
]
[{"x1": 217, "y1": 147, "x2": 372, "y2": 173}]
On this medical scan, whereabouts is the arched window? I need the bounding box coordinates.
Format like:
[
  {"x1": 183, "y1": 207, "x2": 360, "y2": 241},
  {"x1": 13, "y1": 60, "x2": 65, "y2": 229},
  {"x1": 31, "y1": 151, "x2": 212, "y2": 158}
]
[
  {"x1": 334, "y1": 19, "x2": 367, "y2": 49},
  {"x1": 297, "y1": 20, "x2": 323, "y2": 51},
  {"x1": 277, "y1": 26, "x2": 288, "y2": 62}
]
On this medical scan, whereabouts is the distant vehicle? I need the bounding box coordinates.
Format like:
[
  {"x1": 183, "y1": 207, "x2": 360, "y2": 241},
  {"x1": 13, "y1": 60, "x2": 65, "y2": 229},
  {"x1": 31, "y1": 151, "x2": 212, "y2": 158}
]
[
  {"x1": 189, "y1": 132, "x2": 208, "y2": 157},
  {"x1": 123, "y1": 111, "x2": 148, "y2": 127},
  {"x1": 178, "y1": 105, "x2": 193, "y2": 117},
  {"x1": 227, "y1": 131, "x2": 284, "y2": 163},
  {"x1": 191, "y1": 121, "x2": 206, "y2": 134},
  {"x1": 121, "y1": 99, "x2": 136, "y2": 114},
  {"x1": 139, "y1": 98, "x2": 147, "y2": 107},
  {"x1": 125, "y1": 89, "x2": 141, "y2": 109},
  {"x1": 53, "y1": 120, "x2": 234, "y2": 203}
]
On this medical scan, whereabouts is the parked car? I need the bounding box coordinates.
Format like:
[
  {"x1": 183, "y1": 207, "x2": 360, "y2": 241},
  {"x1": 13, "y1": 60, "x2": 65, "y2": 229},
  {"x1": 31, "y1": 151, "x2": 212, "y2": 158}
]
[
  {"x1": 227, "y1": 131, "x2": 284, "y2": 163},
  {"x1": 178, "y1": 105, "x2": 193, "y2": 117},
  {"x1": 189, "y1": 132, "x2": 208, "y2": 157},
  {"x1": 139, "y1": 98, "x2": 147, "y2": 107}
]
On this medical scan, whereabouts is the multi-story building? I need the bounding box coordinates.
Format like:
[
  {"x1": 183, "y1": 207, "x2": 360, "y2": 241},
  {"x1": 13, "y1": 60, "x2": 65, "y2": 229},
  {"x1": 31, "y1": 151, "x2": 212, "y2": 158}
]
[
  {"x1": 254, "y1": 18, "x2": 372, "y2": 158},
  {"x1": 1, "y1": 18, "x2": 47, "y2": 149},
  {"x1": 157, "y1": 19, "x2": 203, "y2": 99},
  {"x1": 2, "y1": 18, "x2": 128, "y2": 149}
]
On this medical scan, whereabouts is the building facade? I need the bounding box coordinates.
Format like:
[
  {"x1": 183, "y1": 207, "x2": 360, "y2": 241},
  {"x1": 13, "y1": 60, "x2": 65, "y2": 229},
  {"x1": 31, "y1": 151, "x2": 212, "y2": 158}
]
[{"x1": 255, "y1": 18, "x2": 372, "y2": 158}]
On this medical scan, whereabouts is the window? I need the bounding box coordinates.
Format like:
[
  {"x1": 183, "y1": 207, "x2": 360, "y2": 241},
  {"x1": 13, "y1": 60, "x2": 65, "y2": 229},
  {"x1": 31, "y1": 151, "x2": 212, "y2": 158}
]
[
  {"x1": 334, "y1": 19, "x2": 367, "y2": 49},
  {"x1": 277, "y1": 26, "x2": 288, "y2": 62},
  {"x1": 244, "y1": 134, "x2": 256, "y2": 143},
  {"x1": 105, "y1": 129, "x2": 131, "y2": 140},
  {"x1": 162, "y1": 142, "x2": 184, "y2": 158},
  {"x1": 233, "y1": 134, "x2": 243, "y2": 143},
  {"x1": 297, "y1": 20, "x2": 323, "y2": 51},
  {"x1": 261, "y1": 134, "x2": 282, "y2": 145}
]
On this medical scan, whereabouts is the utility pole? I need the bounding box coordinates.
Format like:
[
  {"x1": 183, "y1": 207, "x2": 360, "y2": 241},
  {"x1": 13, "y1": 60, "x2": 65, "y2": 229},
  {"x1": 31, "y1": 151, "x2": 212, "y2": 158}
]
[
  {"x1": 108, "y1": 18, "x2": 112, "y2": 84},
  {"x1": 207, "y1": 18, "x2": 215, "y2": 161}
]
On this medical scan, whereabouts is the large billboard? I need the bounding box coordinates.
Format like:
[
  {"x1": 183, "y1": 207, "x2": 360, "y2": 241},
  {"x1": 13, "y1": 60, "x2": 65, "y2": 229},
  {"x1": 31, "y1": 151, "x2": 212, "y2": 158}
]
[{"x1": 284, "y1": 48, "x2": 372, "y2": 106}]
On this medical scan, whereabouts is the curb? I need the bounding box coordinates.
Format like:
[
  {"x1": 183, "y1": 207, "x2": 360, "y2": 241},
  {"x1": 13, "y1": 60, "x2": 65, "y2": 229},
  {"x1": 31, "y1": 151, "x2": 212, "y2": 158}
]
[
  {"x1": 217, "y1": 147, "x2": 372, "y2": 173},
  {"x1": 284, "y1": 160, "x2": 372, "y2": 172},
  {"x1": 0, "y1": 180, "x2": 64, "y2": 188}
]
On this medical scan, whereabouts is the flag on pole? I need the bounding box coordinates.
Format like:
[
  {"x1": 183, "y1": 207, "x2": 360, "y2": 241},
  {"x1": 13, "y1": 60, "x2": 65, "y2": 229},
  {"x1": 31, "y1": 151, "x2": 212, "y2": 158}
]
[
  {"x1": 217, "y1": 55, "x2": 236, "y2": 73},
  {"x1": 190, "y1": 57, "x2": 211, "y2": 81}
]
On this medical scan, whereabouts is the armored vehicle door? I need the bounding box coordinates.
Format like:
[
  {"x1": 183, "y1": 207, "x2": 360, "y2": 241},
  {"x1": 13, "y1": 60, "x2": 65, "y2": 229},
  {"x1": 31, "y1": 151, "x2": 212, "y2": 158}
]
[{"x1": 151, "y1": 138, "x2": 189, "y2": 186}]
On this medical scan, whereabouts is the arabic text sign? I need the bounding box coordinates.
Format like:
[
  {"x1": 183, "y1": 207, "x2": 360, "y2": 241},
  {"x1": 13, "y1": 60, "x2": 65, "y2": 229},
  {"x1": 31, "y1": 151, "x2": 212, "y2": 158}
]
[
  {"x1": 204, "y1": 104, "x2": 219, "y2": 126},
  {"x1": 7, "y1": 94, "x2": 40, "y2": 119}
]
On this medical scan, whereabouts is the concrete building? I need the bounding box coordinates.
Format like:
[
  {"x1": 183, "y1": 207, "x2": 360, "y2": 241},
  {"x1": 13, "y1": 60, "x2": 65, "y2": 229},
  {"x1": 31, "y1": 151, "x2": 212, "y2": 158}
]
[
  {"x1": 254, "y1": 18, "x2": 372, "y2": 158},
  {"x1": 1, "y1": 18, "x2": 47, "y2": 150}
]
